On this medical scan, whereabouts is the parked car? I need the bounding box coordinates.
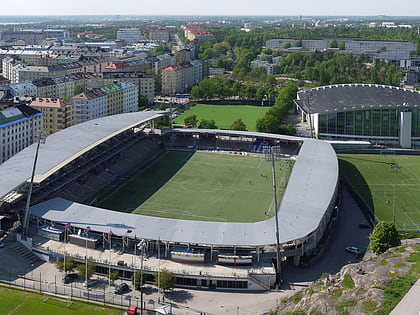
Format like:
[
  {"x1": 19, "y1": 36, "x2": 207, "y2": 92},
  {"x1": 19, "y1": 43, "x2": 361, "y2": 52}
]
[
  {"x1": 0, "y1": 230, "x2": 6, "y2": 238},
  {"x1": 0, "y1": 243, "x2": 5, "y2": 248},
  {"x1": 83, "y1": 279, "x2": 98, "y2": 287},
  {"x1": 62, "y1": 273, "x2": 79, "y2": 284},
  {"x1": 114, "y1": 282, "x2": 129, "y2": 294},
  {"x1": 345, "y1": 246, "x2": 360, "y2": 254}
]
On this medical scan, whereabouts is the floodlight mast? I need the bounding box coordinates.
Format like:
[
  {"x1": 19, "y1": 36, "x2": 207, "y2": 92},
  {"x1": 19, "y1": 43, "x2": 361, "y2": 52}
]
[
  {"x1": 264, "y1": 145, "x2": 282, "y2": 287},
  {"x1": 22, "y1": 131, "x2": 46, "y2": 235}
]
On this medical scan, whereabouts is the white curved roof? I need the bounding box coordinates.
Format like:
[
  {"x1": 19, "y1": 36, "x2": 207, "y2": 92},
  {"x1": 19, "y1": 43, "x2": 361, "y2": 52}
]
[
  {"x1": 27, "y1": 123, "x2": 338, "y2": 246},
  {"x1": 0, "y1": 111, "x2": 165, "y2": 200}
]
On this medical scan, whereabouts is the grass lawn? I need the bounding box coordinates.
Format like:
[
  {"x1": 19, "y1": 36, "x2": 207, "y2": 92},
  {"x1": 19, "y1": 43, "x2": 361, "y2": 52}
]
[
  {"x1": 0, "y1": 286, "x2": 121, "y2": 315},
  {"x1": 173, "y1": 103, "x2": 269, "y2": 131},
  {"x1": 338, "y1": 154, "x2": 420, "y2": 231},
  {"x1": 99, "y1": 151, "x2": 293, "y2": 222}
]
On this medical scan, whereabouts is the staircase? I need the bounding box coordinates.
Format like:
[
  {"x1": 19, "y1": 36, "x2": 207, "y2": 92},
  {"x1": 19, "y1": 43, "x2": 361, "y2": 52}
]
[
  {"x1": 9, "y1": 242, "x2": 41, "y2": 266},
  {"x1": 248, "y1": 273, "x2": 271, "y2": 290}
]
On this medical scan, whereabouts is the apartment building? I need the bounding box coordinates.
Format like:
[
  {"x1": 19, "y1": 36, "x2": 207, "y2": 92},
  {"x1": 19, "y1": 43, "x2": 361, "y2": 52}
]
[
  {"x1": 71, "y1": 89, "x2": 107, "y2": 124},
  {"x1": 182, "y1": 24, "x2": 213, "y2": 43},
  {"x1": 102, "y1": 72, "x2": 155, "y2": 103},
  {"x1": 266, "y1": 38, "x2": 417, "y2": 54},
  {"x1": 29, "y1": 97, "x2": 73, "y2": 135},
  {"x1": 9, "y1": 81, "x2": 38, "y2": 97},
  {"x1": 0, "y1": 103, "x2": 43, "y2": 164},
  {"x1": 71, "y1": 82, "x2": 138, "y2": 124},
  {"x1": 117, "y1": 29, "x2": 142, "y2": 45},
  {"x1": 149, "y1": 29, "x2": 170, "y2": 42}
]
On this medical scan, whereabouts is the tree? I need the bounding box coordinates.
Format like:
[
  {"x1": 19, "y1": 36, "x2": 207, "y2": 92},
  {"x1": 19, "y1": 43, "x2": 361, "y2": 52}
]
[
  {"x1": 184, "y1": 115, "x2": 198, "y2": 127},
  {"x1": 230, "y1": 118, "x2": 247, "y2": 131},
  {"x1": 138, "y1": 95, "x2": 149, "y2": 109},
  {"x1": 74, "y1": 83, "x2": 84, "y2": 96},
  {"x1": 55, "y1": 257, "x2": 76, "y2": 273},
  {"x1": 77, "y1": 259, "x2": 97, "y2": 281},
  {"x1": 154, "y1": 268, "x2": 175, "y2": 294},
  {"x1": 109, "y1": 270, "x2": 119, "y2": 285},
  {"x1": 198, "y1": 119, "x2": 217, "y2": 129},
  {"x1": 330, "y1": 39, "x2": 338, "y2": 48},
  {"x1": 369, "y1": 221, "x2": 401, "y2": 255},
  {"x1": 131, "y1": 270, "x2": 146, "y2": 290}
]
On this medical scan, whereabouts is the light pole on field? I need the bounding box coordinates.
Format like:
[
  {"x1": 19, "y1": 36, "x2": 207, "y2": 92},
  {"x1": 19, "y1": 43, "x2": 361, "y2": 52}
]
[
  {"x1": 22, "y1": 131, "x2": 46, "y2": 235},
  {"x1": 263, "y1": 145, "x2": 282, "y2": 287}
]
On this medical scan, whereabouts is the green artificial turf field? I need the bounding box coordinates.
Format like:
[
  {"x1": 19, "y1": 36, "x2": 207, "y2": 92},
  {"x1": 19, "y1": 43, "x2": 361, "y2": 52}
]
[
  {"x1": 0, "y1": 286, "x2": 121, "y2": 315},
  {"x1": 173, "y1": 103, "x2": 269, "y2": 131},
  {"x1": 99, "y1": 151, "x2": 293, "y2": 222},
  {"x1": 338, "y1": 154, "x2": 420, "y2": 231}
]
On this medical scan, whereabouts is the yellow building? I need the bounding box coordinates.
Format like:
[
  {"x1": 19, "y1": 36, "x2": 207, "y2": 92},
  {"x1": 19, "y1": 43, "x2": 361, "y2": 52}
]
[{"x1": 29, "y1": 97, "x2": 74, "y2": 135}]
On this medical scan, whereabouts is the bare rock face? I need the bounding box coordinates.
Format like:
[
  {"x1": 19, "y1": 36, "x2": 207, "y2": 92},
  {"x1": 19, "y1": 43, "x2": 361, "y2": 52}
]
[{"x1": 275, "y1": 242, "x2": 419, "y2": 315}]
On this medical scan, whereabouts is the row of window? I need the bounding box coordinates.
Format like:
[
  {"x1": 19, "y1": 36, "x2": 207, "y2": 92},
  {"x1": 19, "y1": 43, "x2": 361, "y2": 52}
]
[{"x1": 318, "y1": 108, "x2": 420, "y2": 137}]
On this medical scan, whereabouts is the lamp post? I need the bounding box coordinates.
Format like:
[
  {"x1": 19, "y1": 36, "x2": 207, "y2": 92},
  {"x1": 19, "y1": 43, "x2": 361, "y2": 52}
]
[
  {"x1": 263, "y1": 145, "x2": 282, "y2": 287},
  {"x1": 64, "y1": 223, "x2": 71, "y2": 275},
  {"x1": 108, "y1": 230, "x2": 113, "y2": 287},
  {"x1": 138, "y1": 239, "x2": 146, "y2": 315},
  {"x1": 85, "y1": 226, "x2": 91, "y2": 284},
  {"x1": 390, "y1": 163, "x2": 401, "y2": 225},
  {"x1": 22, "y1": 131, "x2": 46, "y2": 235}
]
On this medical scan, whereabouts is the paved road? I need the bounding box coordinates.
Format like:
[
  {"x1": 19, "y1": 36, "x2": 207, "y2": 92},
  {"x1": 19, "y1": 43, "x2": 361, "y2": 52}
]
[{"x1": 0, "y1": 185, "x2": 374, "y2": 314}]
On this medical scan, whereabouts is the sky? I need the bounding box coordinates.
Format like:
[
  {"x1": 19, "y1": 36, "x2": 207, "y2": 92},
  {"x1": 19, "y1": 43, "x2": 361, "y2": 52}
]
[{"x1": 1, "y1": 0, "x2": 420, "y2": 17}]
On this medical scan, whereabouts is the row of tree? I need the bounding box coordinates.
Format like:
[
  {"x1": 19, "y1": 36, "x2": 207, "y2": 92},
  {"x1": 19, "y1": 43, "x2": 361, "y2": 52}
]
[
  {"x1": 191, "y1": 76, "x2": 276, "y2": 101},
  {"x1": 184, "y1": 114, "x2": 247, "y2": 131},
  {"x1": 274, "y1": 51, "x2": 403, "y2": 86},
  {"x1": 255, "y1": 82, "x2": 298, "y2": 135}
]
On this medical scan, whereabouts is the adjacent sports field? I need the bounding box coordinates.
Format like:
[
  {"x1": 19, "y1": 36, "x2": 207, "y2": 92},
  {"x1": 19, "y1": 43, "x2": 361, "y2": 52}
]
[
  {"x1": 99, "y1": 151, "x2": 293, "y2": 222},
  {"x1": 173, "y1": 103, "x2": 269, "y2": 131},
  {"x1": 0, "y1": 286, "x2": 120, "y2": 315},
  {"x1": 338, "y1": 154, "x2": 420, "y2": 231}
]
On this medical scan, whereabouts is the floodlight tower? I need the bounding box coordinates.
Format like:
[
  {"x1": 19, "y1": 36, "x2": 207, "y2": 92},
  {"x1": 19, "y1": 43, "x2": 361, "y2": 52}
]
[
  {"x1": 22, "y1": 131, "x2": 46, "y2": 235},
  {"x1": 263, "y1": 145, "x2": 283, "y2": 287}
]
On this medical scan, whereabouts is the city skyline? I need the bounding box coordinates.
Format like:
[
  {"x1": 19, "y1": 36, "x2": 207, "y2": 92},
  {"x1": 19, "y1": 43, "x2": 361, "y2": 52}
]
[{"x1": 1, "y1": 0, "x2": 420, "y2": 17}]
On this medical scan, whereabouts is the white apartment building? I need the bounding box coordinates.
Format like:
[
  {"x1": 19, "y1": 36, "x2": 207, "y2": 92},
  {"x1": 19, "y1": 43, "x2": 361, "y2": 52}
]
[
  {"x1": 120, "y1": 82, "x2": 139, "y2": 113},
  {"x1": 0, "y1": 104, "x2": 43, "y2": 164},
  {"x1": 71, "y1": 89, "x2": 107, "y2": 124}
]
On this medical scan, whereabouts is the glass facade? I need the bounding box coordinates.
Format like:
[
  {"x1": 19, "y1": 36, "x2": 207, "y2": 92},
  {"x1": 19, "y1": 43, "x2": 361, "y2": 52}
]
[
  {"x1": 319, "y1": 108, "x2": 399, "y2": 137},
  {"x1": 412, "y1": 108, "x2": 420, "y2": 137}
]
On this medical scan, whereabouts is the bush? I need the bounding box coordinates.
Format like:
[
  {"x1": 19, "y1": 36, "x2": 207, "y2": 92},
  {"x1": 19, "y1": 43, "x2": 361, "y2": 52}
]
[
  {"x1": 363, "y1": 300, "x2": 378, "y2": 312},
  {"x1": 293, "y1": 294, "x2": 302, "y2": 304},
  {"x1": 369, "y1": 221, "x2": 401, "y2": 254}
]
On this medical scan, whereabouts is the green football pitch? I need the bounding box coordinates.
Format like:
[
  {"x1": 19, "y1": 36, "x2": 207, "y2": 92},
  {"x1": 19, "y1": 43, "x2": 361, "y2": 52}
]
[
  {"x1": 338, "y1": 153, "x2": 420, "y2": 231},
  {"x1": 98, "y1": 151, "x2": 293, "y2": 222},
  {"x1": 173, "y1": 103, "x2": 269, "y2": 131},
  {"x1": 0, "y1": 286, "x2": 121, "y2": 315}
]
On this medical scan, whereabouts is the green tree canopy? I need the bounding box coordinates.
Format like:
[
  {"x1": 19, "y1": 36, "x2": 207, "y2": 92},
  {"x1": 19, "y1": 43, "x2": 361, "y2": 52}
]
[
  {"x1": 55, "y1": 257, "x2": 77, "y2": 273},
  {"x1": 369, "y1": 221, "x2": 401, "y2": 254},
  {"x1": 198, "y1": 119, "x2": 218, "y2": 129},
  {"x1": 77, "y1": 259, "x2": 97, "y2": 280},
  {"x1": 154, "y1": 268, "x2": 175, "y2": 293},
  {"x1": 230, "y1": 118, "x2": 247, "y2": 131},
  {"x1": 131, "y1": 270, "x2": 146, "y2": 290},
  {"x1": 184, "y1": 115, "x2": 198, "y2": 127},
  {"x1": 74, "y1": 84, "x2": 84, "y2": 96}
]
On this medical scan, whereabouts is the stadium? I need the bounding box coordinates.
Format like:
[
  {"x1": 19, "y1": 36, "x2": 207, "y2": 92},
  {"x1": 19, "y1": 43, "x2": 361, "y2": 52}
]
[
  {"x1": 295, "y1": 84, "x2": 420, "y2": 148},
  {"x1": 0, "y1": 111, "x2": 339, "y2": 291}
]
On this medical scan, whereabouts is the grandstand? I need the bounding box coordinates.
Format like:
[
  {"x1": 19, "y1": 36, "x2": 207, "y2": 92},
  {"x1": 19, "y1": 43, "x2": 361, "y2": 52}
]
[{"x1": 0, "y1": 112, "x2": 339, "y2": 291}]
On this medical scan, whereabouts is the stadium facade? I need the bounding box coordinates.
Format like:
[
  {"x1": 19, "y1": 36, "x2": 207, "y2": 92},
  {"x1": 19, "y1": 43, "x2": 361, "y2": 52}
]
[
  {"x1": 0, "y1": 112, "x2": 339, "y2": 291},
  {"x1": 294, "y1": 84, "x2": 420, "y2": 148}
]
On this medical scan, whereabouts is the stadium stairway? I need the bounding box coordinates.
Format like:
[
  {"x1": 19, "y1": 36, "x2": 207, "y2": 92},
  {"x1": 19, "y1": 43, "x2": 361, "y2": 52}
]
[{"x1": 8, "y1": 242, "x2": 41, "y2": 266}]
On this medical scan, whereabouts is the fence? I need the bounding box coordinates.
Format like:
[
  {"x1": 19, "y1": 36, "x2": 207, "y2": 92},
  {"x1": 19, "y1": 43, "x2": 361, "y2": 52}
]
[{"x1": 0, "y1": 269, "x2": 157, "y2": 314}]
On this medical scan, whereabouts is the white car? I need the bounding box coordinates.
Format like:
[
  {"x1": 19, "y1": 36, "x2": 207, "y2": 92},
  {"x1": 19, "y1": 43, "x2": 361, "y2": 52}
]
[{"x1": 345, "y1": 246, "x2": 360, "y2": 254}]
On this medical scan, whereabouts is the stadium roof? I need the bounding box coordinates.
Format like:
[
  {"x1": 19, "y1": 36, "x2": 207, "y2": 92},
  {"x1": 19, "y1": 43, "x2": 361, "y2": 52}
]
[
  {"x1": 295, "y1": 84, "x2": 420, "y2": 114},
  {"x1": 0, "y1": 111, "x2": 165, "y2": 200},
  {"x1": 28, "y1": 128, "x2": 338, "y2": 247}
]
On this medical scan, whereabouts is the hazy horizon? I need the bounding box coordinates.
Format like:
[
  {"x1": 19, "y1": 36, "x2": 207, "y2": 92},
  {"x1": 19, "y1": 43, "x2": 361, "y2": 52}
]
[{"x1": 1, "y1": 0, "x2": 420, "y2": 18}]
